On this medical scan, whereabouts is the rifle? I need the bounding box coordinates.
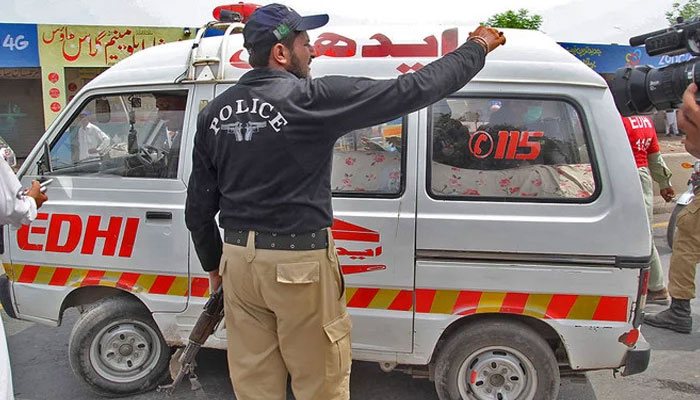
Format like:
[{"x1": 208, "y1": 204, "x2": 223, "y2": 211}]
[{"x1": 157, "y1": 285, "x2": 224, "y2": 395}]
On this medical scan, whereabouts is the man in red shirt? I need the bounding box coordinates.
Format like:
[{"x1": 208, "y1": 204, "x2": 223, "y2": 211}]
[{"x1": 622, "y1": 115, "x2": 675, "y2": 304}]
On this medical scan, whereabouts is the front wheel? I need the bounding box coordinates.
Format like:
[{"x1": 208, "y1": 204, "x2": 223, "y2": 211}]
[
  {"x1": 434, "y1": 319, "x2": 560, "y2": 400},
  {"x1": 667, "y1": 203, "x2": 685, "y2": 249},
  {"x1": 68, "y1": 296, "x2": 170, "y2": 397}
]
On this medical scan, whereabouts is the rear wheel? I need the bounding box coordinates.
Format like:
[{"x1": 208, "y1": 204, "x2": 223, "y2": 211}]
[
  {"x1": 434, "y1": 319, "x2": 560, "y2": 400},
  {"x1": 68, "y1": 296, "x2": 170, "y2": 397}
]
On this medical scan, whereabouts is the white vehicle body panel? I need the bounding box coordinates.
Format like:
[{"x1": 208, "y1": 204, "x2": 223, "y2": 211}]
[{"x1": 1, "y1": 26, "x2": 650, "y2": 376}]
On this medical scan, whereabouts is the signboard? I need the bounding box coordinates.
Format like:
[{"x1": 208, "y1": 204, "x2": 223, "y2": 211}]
[
  {"x1": 37, "y1": 24, "x2": 188, "y2": 127},
  {"x1": 0, "y1": 23, "x2": 40, "y2": 68},
  {"x1": 558, "y1": 42, "x2": 692, "y2": 73}
]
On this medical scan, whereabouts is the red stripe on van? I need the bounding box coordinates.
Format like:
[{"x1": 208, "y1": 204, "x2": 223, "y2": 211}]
[
  {"x1": 116, "y1": 272, "x2": 140, "y2": 291},
  {"x1": 500, "y1": 292, "x2": 530, "y2": 314},
  {"x1": 452, "y1": 291, "x2": 482, "y2": 315},
  {"x1": 347, "y1": 288, "x2": 379, "y2": 308},
  {"x1": 544, "y1": 294, "x2": 578, "y2": 319},
  {"x1": 592, "y1": 296, "x2": 629, "y2": 322},
  {"x1": 415, "y1": 289, "x2": 437, "y2": 313},
  {"x1": 150, "y1": 275, "x2": 176, "y2": 295},
  {"x1": 48, "y1": 267, "x2": 72, "y2": 286},
  {"x1": 17, "y1": 265, "x2": 39, "y2": 283},
  {"x1": 81, "y1": 270, "x2": 105, "y2": 287},
  {"x1": 190, "y1": 277, "x2": 210, "y2": 297},
  {"x1": 387, "y1": 290, "x2": 413, "y2": 311}
]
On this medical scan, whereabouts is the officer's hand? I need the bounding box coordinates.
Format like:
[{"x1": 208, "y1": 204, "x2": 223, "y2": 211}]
[
  {"x1": 26, "y1": 181, "x2": 48, "y2": 209},
  {"x1": 468, "y1": 26, "x2": 506, "y2": 54},
  {"x1": 660, "y1": 187, "x2": 675, "y2": 203},
  {"x1": 209, "y1": 270, "x2": 222, "y2": 292}
]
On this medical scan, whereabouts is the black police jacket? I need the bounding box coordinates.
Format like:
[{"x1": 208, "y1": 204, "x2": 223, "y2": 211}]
[{"x1": 185, "y1": 40, "x2": 485, "y2": 271}]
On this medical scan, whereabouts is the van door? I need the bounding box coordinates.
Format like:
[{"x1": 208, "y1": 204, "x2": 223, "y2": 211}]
[
  {"x1": 8, "y1": 87, "x2": 193, "y2": 322},
  {"x1": 329, "y1": 114, "x2": 417, "y2": 353}
]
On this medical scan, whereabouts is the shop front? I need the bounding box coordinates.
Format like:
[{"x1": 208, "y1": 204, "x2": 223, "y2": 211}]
[
  {"x1": 0, "y1": 23, "x2": 44, "y2": 161},
  {"x1": 0, "y1": 22, "x2": 191, "y2": 162}
]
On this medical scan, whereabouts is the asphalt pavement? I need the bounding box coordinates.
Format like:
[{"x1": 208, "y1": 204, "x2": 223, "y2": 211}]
[{"x1": 2, "y1": 212, "x2": 700, "y2": 400}]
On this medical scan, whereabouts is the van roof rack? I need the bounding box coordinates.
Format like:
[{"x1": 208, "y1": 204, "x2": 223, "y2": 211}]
[{"x1": 178, "y1": 3, "x2": 259, "y2": 83}]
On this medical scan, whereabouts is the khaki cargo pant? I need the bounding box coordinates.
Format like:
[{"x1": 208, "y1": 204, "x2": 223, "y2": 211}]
[
  {"x1": 219, "y1": 230, "x2": 352, "y2": 400},
  {"x1": 669, "y1": 196, "x2": 700, "y2": 300},
  {"x1": 639, "y1": 167, "x2": 665, "y2": 291}
]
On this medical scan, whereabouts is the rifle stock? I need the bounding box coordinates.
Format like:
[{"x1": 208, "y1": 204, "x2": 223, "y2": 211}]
[{"x1": 157, "y1": 285, "x2": 224, "y2": 395}]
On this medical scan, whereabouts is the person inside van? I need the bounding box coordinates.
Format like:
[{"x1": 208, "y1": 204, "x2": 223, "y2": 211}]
[
  {"x1": 75, "y1": 110, "x2": 110, "y2": 161},
  {"x1": 154, "y1": 93, "x2": 187, "y2": 178},
  {"x1": 487, "y1": 99, "x2": 571, "y2": 165},
  {"x1": 185, "y1": 3, "x2": 505, "y2": 399}
]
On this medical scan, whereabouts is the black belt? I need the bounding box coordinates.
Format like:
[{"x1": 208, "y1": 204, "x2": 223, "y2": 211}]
[{"x1": 224, "y1": 229, "x2": 329, "y2": 250}]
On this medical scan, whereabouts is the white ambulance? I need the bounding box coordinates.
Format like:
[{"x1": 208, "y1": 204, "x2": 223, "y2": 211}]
[{"x1": 1, "y1": 7, "x2": 651, "y2": 400}]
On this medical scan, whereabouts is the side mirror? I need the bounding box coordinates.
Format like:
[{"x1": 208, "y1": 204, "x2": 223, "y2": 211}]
[
  {"x1": 95, "y1": 99, "x2": 111, "y2": 123},
  {"x1": 37, "y1": 141, "x2": 52, "y2": 174}
]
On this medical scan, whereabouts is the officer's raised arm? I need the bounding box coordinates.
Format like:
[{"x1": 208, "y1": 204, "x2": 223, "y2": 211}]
[{"x1": 301, "y1": 26, "x2": 505, "y2": 140}]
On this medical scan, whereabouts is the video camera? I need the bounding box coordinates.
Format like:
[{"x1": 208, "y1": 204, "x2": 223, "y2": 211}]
[{"x1": 612, "y1": 17, "x2": 700, "y2": 116}]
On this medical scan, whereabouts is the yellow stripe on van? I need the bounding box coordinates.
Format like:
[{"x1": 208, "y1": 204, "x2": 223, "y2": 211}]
[
  {"x1": 522, "y1": 293, "x2": 553, "y2": 318},
  {"x1": 476, "y1": 292, "x2": 507, "y2": 313},
  {"x1": 567, "y1": 295, "x2": 602, "y2": 320},
  {"x1": 368, "y1": 289, "x2": 400, "y2": 309},
  {"x1": 431, "y1": 290, "x2": 461, "y2": 314},
  {"x1": 167, "y1": 276, "x2": 189, "y2": 296}
]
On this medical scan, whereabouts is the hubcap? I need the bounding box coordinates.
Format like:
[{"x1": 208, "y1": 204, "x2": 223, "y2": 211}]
[
  {"x1": 457, "y1": 346, "x2": 537, "y2": 400},
  {"x1": 89, "y1": 320, "x2": 162, "y2": 383}
]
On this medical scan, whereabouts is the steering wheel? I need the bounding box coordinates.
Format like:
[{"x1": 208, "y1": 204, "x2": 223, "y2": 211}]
[{"x1": 136, "y1": 145, "x2": 165, "y2": 166}]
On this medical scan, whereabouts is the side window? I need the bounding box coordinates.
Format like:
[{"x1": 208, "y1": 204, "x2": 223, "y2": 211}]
[
  {"x1": 331, "y1": 117, "x2": 403, "y2": 195},
  {"x1": 43, "y1": 90, "x2": 188, "y2": 179},
  {"x1": 430, "y1": 98, "x2": 596, "y2": 200}
]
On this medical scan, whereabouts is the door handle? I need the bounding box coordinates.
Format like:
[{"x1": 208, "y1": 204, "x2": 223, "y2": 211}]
[{"x1": 146, "y1": 211, "x2": 172, "y2": 220}]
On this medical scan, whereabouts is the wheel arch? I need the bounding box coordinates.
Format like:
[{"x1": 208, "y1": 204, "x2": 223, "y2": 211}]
[
  {"x1": 59, "y1": 286, "x2": 149, "y2": 324},
  {"x1": 432, "y1": 313, "x2": 569, "y2": 368}
]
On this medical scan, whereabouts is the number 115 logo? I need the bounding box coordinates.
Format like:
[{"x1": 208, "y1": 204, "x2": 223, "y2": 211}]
[{"x1": 469, "y1": 130, "x2": 544, "y2": 160}]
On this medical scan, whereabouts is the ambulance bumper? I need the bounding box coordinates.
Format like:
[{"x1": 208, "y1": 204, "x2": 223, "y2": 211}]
[
  {"x1": 0, "y1": 274, "x2": 17, "y2": 319},
  {"x1": 621, "y1": 334, "x2": 651, "y2": 376}
]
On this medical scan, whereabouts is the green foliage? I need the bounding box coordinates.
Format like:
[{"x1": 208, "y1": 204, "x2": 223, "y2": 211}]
[
  {"x1": 666, "y1": 0, "x2": 700, "y2": 24},
  {"x1": 481, "y1": 9, "x2": 543, "y2": 30}
]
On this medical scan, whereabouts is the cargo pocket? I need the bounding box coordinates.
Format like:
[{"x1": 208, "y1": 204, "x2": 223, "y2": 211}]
[
  {"x1": 323, "y1": 312, "x2": 353, "y2": 378},
  {"x1": 677, "y1": 199, "x2": 700, "y2": 231},
  {"x1": 276, "y1": 261, "x2": 320, "y2": 284}
]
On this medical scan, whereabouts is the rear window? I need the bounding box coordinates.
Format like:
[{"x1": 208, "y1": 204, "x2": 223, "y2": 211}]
[
  {"x1": 429, "y1": 97, "x2": 597, "y2": 201},
  {"x1": 331, "y1": 117, "x2": 404, "y2": 196}
]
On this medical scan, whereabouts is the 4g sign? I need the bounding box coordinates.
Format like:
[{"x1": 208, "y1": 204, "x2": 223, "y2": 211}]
[
  {"x1": 0, "y1": 24, "x2": 40, "y2": 68},
  {"x1": 469, "y1": 130, "x2": 544, "y2": 160}
]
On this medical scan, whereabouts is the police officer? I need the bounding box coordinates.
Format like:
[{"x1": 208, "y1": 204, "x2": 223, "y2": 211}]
[
  {"x1": 1, "y1": 152, "x2": 48, "y2": 400},
  {"x1": 185, "y1": 4, "x2": 505, "y2": 399},
  {"x1": 645, "y1": 83, "x2": 700, "y2": 334}
]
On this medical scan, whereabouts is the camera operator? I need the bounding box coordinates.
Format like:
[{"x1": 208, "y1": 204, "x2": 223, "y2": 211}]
[
  {"x1": 645, "y1": 82, "x2": 700, "y2": 334},
  {"x1": 678, "y1": 83, "x2": 700, "y2": 158}
]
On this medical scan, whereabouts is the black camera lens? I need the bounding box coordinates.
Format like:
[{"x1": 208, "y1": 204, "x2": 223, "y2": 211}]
[{"x1": 612, "y1": 58, "x2": 700, "y2": 116}]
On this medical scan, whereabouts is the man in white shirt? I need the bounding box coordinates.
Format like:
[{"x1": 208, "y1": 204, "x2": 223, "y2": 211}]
[
  {"x1": 666, "y1": 110, "x2": 680, "y2": 137},
  {"x1": 1, "y1": 152, "x2": 48, "y2": 399},
  {"x1": 76, "y1": 110, "x2": 110, "y2": 160}
]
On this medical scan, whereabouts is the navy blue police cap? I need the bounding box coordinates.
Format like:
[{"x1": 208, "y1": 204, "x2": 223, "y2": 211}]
[{"x1": 243, "y1": 3, "x2": 328, "y2": 54}]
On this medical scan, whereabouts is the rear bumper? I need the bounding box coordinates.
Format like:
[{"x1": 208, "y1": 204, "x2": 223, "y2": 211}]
[
  {"x1": 621, "y1": 334, "x2": 651, "y2": 376},
  {"x1": 0, "y1": 274, "x2": 17, "y2": 319}
]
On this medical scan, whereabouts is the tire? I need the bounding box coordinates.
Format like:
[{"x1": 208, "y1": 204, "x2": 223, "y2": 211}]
[
  {"x1": 434, "y1": 319, "x2": 560, "y2": 400},
  {"x1": 68, "y1": 296, "x2": 170, "y2": 397},
  {"x1": 667, "y1": 204, "x2": 685, "y2": 249}
]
